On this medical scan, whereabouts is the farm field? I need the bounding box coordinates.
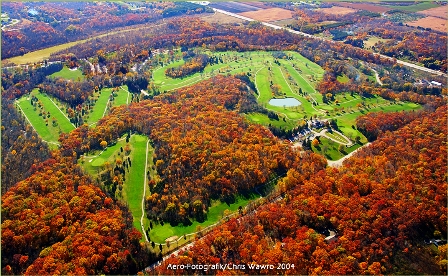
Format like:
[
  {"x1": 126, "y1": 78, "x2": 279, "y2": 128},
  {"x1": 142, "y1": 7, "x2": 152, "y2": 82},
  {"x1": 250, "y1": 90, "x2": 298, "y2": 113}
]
[
  {"x1": 238, "y1": 8, "x2": 293, "y2": 22},
  {"x1": 209, "y1": 2, "x2": 259, "y2": 13},
  {"x1": 407, "y1": 16, "x2": 447, "y2": 33},
  {"x1": 418, "y1": 6, "x2": 448, "y2": 19},
  {"x1": 5, "y1": 24, "x2": 159, "y2": 65},
  {"x1": 317, "y1": 6, "x2": 358, "y2": 15},
  {"x1": 335, "y1": 2, "x2": 391, "y2": 13},
  {"x1": 383, "y1": 2, "x2": 439, "y2": 12},
  {"x1": 200, "y1": 11, "x2": 245, "y2": 24}
]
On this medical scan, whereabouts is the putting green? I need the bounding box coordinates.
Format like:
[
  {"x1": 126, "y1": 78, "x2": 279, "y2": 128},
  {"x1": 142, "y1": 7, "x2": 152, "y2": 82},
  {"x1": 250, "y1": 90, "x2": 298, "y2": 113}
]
[{"x1": 91, "y1": 157, "x2": 105, "y2": 167}]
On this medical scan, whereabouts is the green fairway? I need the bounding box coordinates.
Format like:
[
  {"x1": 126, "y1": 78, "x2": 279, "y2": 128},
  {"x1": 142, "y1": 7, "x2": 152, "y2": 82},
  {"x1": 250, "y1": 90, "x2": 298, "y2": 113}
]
[
  {"x1": 50, "y1": 66, "x2": 84, "y2": 81},
  {"x1": 81, "y1": 136, "x2": 128, "y2": 174},
  {"x1": 152, "y1": 51, "x2": 273, "y2": 92},
  {"x1": 122, "y1": 135, "x2": 151, "y2": 239},
  {"x1": 113, "y1": 86, "x2": 130, "y2": 106},
  {"x1": 32, "y1": 91, "x2": 75, "y2": 133},
  {"x1": 16, "y1": 98, "x2": 56, "y2": 144},
  {"x1": 149, "y1": 193, "x2": 258, "y2": 243},
  {"x1": 81, "y1": 134, "x2": 152, "y2": 239},
  {"x1": 15, "y1": 91, "x2": 75, "y2": 148},
  {"x1": 312, "y1": 136, "x2": 362, "y2": 161},
  {"x1": 85, "y1": 88, "x2": 113, "y2": 125}
]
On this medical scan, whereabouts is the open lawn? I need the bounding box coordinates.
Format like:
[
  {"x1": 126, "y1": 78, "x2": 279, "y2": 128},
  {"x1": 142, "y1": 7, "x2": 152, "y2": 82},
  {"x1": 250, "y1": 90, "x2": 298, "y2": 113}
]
[
  {"x1": 31, "y1": 89, "x2": 75, "y2": 133},
  {"x1": 81, "y1": 134, "x2": 152, "y2": 240},
  {"x1": 313, "y1": 136, "x2": 363, "y2": 161},
  {"x1": 152, "y1": 51, "x2": 271, "y2": 92},
  {"x1": 149, "y1": 193, "x2": 258, "y2": 244},
  {"x1": 337, "y1": 74, "x2": 349, "y2": 84},
  {"x1": 122, "y1": 135, "x2": 151, "y2": 239},
  {"x1": 152, "y1": 48, "x2": 422, "y2": 161},
  {"x1": 85, "y1": 88, "x2": 113, "y2": 125},
  {"x1": 113, "y1": 86, "x2": 130, "y2": 106},
  {"x1": 16, "y1": 98, "x2": 57, "y2": 145},
  {"x1": 50, "y1": 66, "x2": 84, "y2": 81},
  {"x1": 15, "y1": 90, "x2": 74, "y2": 147}
]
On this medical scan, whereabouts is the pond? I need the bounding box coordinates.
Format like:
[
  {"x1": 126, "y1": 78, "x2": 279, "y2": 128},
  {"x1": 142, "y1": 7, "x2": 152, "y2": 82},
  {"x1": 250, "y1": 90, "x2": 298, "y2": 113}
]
[{"x1": 268, "y1": 98, "x2": 302, "y2": 107}]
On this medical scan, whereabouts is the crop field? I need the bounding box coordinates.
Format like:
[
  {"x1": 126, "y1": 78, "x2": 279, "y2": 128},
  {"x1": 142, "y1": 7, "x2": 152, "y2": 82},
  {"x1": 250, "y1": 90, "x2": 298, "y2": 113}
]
[
  {"x1": 383, "y1": 2, "x2": 439, "y2": 12},
  {"x1": 238, "y1": 8, "x2": 293, "y2": 22},
  {"x1": 407, "y1": 16, "x2": 447, "y2": 33},
  {"x1": 335, "y1": 2, "x2": 390, "y2": 13},
  {"x1": 209, "y1": 2, "x2": 260, "y2": 13},
  {"x1": 317, "y1": 6, "x2": 358, "y2": 16},
  {"x1": 200, "y1": 11, "x2": 245, "y2": 24},
  {"x1": 240, "y1": 2, "x2": 270, "y2": 9},
  {"x1": 418, "y1": 6, "x2": 448, "y2": 19},
  {"x1": 5, "y1": 25, "x2": 158, "y2": 65}
]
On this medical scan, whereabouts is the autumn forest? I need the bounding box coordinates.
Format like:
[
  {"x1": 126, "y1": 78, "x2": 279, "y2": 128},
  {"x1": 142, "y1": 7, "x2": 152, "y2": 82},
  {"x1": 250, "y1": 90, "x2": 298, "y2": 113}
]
[{"x1": 1, "y1": 1, "x2": 447, "y2": 275}]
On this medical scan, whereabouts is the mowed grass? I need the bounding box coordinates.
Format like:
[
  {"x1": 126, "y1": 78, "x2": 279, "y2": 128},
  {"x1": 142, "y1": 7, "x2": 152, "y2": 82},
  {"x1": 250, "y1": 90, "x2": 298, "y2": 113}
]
[
  {"x1": 50, "y1": 66, "x2": 84, "y2": 81},
  {"x1": 364, "y1": 36, "x2": 393, "y2": 49},
  {"x1": 81, "y1": 134, "x2": 151, "y2": 240},
  {"x1": 149, "y1": 193, "x2": 258, "y2": 243},
  {"x1": 85, "y1": 88, "x2": 112, "y2": 125},
  {"x1": 152, "y1": 51, "x2": 273, "y2": 91},
  {"x1": 113, "y1": 86, "x2": 130, "y2": 106},
  {"x1": 16, "y1": 98, "x2": 56, "y2": 143},
  {"x1": 15, "y1": 90, "x2": 74, "y2": 147},
  {"x1": 31, "y1": 89, "x2": 74, "y2": 133},
  {"x1": 312, "y1": 137, "x2": 362, "y2": 161},
  {"x1": 122, "y1": 135, "x2": 151, "y2": 239},
  {"x1": 246, "y1": 112, "x2": 298, "y2": 129}
]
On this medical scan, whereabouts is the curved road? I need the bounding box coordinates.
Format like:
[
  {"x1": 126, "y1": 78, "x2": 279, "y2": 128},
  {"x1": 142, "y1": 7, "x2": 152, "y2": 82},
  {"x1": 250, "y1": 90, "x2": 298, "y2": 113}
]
[{"x1": 327, "y1": 142, "x2": 371, "y2": 168}]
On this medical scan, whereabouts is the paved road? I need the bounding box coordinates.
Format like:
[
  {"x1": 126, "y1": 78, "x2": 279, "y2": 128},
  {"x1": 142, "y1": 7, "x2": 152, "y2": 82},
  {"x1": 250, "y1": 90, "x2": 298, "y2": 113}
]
[
  {"x1": 327, "y1": 142, "x2": 371, "y2": 168},
  {"x1": 212, "y1": 8, "x2": 447, "y2": 78}
]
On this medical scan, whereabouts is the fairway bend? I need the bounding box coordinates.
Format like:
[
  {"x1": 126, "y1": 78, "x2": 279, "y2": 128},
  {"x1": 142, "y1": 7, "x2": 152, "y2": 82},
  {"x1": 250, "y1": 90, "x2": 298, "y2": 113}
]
[{"x1": 141, "y1": 139, "x2": 150, "y2": 242}]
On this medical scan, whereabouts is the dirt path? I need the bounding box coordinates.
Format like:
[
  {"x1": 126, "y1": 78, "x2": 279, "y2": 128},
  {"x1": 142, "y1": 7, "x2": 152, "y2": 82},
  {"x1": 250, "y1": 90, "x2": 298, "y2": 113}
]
[
  {"x1": 141, "y1": 139, "x2": 150, "y2": 242},
  {"x1": 372, "y1": 68, "x2": 383, "y2": 85}
]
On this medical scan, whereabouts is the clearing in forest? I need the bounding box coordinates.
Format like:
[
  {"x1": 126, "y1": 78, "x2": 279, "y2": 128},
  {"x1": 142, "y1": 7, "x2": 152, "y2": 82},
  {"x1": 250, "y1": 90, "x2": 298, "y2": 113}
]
[
  {"x1": 85, "y1": 86, "x2": 130, "y2": 125},
  {"x1": 80, "y1": 134, "x2": 153, "y2": 241},
  {"x1": 49, "y1": 65, "x2": 85, "y2": 81},
  {"x1": 16, "y1": 89, "x2": 74, "y2": 146},
  {"x1": 152, "y1": 49, "x2": 421, "y2": 148}
]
